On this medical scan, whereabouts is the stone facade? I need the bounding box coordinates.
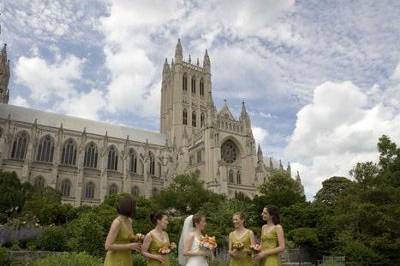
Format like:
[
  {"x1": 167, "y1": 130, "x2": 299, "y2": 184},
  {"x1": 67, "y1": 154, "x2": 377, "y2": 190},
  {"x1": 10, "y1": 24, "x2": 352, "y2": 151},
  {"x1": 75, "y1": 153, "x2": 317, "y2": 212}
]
[{"x1": 0, "y1": 37, "x2": 303, "y2": 206}]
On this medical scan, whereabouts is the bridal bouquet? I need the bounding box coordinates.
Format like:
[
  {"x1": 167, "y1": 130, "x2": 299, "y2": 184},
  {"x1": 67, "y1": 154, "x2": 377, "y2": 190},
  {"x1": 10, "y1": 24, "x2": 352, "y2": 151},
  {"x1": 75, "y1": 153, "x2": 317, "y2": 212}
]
[
  {"x1": 158, "y1": 242, "x2": 177, "y2": 255},
  {"x1": 199, "y1": 235, "x2": 217, "y2": 250},
  {"x1": 129, "y1": 233, "x2": 145, "y2": 243},
  {"x1": 249, "y1": 243, "x2": 262, "y2": 254},
  {"x1": 231, "y1": 241, "x2": 244, "y2": 250}
]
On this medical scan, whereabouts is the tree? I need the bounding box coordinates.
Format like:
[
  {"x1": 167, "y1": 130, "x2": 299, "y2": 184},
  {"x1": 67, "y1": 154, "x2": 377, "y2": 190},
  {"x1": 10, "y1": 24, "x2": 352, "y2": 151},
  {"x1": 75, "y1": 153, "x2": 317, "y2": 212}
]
[
  {"x1": 256, "y1": 170, "x2": 305, "y2": 209},
  {"x1": 0, "y1": 171, "x2": 25, "y2": 215},
  {"x1": 314, "y1": 176, "x2": 353, "y2": 206}
]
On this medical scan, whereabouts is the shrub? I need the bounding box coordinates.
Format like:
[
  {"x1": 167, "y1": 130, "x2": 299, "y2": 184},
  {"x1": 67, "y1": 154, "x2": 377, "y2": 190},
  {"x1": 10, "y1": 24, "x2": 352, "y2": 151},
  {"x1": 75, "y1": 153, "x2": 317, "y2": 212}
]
[
  {"x1": 132, "y1": 253, "x2": 147, "y2": 266},
  {"x1": 31, "y1": 252, "x2": 102, "y2": 266},
  {"x1": 0, "y1": 247, "x2": 11, "y2": 266},
  {"x1": 36, "y1": 226, "x2": 67, "y2": 251}
]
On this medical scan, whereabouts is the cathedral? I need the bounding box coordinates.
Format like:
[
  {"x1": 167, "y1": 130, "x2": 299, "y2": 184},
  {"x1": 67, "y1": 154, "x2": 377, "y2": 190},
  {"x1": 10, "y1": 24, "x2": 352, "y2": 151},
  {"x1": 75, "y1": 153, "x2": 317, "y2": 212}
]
[{"x1": 0, "y1": 37, "x2": 302, "y2": 206}]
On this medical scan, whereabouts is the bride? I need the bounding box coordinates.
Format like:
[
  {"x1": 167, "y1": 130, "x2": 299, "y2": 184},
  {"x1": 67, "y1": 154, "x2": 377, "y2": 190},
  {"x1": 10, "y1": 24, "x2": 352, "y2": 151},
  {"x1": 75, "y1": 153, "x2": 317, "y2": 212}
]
[{"x1": 178, "y1": 213, "x2": 214, "y2": 266}]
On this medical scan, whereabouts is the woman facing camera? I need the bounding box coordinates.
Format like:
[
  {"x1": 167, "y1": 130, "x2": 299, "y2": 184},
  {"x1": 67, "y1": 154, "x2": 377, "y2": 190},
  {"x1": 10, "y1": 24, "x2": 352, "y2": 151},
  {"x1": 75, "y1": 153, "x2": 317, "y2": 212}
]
[
  {"x1": 179, "y1": 213, "x2": 214, "y2": 266},
  {"x1": 228, "y1": 212, "x2": 256, "y2": 266},
  {"x1": 141, "y1": 211, "x2": 171, "y2": 266},
  {"x1": 104, "y1": 195, "x2": 141, "y2": 266},
  {"x1": 254, "y1": 205, "x2": 285, "y2": 266}
]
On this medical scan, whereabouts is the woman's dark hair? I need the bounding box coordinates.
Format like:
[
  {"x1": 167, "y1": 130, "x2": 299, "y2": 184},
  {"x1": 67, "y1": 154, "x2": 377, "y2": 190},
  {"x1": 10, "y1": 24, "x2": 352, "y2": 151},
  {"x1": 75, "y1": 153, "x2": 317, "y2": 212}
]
[
  {"x1": 150, "y1": 211, "x2": 167, "y2": 225},
  {"x1": 117, "y1": 195, "x2": 136, "y2": 218},
  {"x1": 192, "y1": 213, "x2": 205, "y2": 227},
  {"x1": 233, "y1": 212, "x2": 245, "y2": 220},
  {"x1": 265, "y1": 205, "x2": 280, "y2": 225}
]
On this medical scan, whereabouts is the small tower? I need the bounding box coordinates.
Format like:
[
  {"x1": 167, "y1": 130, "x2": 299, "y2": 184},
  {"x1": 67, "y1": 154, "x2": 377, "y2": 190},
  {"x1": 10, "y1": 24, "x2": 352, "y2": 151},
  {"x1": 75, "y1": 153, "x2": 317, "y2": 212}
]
[
  {"x1": 287, "y1": 162, "x2": 292, "y2": 176},
  {"x1": 203, "y1": 49, "x2": 210, "y2": 73},
  {"x1": 175, "y1": 39, "x2": 183, "y2": 63},
  {"x1": 0, "y1": 43, "x2": 10, "y2": 104},
  {"x1": 257, "y1": 144, "x2": 263, "y2": 163}
]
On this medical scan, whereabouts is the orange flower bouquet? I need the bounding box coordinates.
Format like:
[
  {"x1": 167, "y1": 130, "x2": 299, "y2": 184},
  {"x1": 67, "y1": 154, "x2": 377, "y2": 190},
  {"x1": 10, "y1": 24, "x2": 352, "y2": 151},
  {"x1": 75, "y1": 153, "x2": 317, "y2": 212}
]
[
  {"x1": 129, "y1": 233, "x2": 145, "y2": 243},
  {"x1": 158, "y1": 242, "x2": 177, "y2": 255},
  {"x1": 249, "y1": 243, "x2": 262, "y2": 254},
  {"x1": 232, "y1": 241, "x2": 244, "y2": 250},
  {"x1": 199, "y1": 235, "x2": 217, "y2": 250}
]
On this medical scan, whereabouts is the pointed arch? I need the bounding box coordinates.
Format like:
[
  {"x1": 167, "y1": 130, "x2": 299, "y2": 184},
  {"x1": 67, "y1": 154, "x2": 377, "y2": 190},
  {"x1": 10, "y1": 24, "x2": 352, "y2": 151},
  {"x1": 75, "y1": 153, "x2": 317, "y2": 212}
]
[
  {"x1": 191, "y1": 76, "x2": 196, "y2": 94},
  {"x1": 131, "y1": 186, "x2": 140, "y2": 197},
  {"x1": 61, "y1": 138, "x2": 77, "y2": 166},
  {"x1": 85, "y1": 182, "x2": 95, "y2": 199},
  {"x1": 149, "y1": 151, "x2": 155, "y2": 176},
  {"x1": 107, "y1": 145, "x2": 118, "y2": 171},
  {"x1": 36, "y1": 134, "x2": 55, "y2": 162},
  {"x1": 128, "y1": 148, "x2": 138, "y2": 173},
  {"x1": 237, "y1": 170, "x2": 241, "y2": 185},
  {"x1": 109, "y1": 183, "x2": 118, "y2": 195},
  {"x1": 11, "y1": 130, "x2": 29, "y2": 160},
  {"x1": 200, "y1": 112, "x2": 205, "y2": 128},
  {"x1": 84, "y1": 142, "x2": 98, "y2": 168},
  {"x1": 192, "y1": 111, "x2": 197, "y2": 127},
  {"x1": 183, "y1": 108, "x2": 188, "y2": 125},
  {"x1": 228, "y1": 169, "x2": 234, "y2": 183},
  {"x1": 182, "y1": 73, "x2": 188, "y2": 91},
  {"x1": 61, "y1": 179, "x2": 72, "y2": 197},
  {"x1": 200, "y1": 78, "x2": 204, "y2": 96}
]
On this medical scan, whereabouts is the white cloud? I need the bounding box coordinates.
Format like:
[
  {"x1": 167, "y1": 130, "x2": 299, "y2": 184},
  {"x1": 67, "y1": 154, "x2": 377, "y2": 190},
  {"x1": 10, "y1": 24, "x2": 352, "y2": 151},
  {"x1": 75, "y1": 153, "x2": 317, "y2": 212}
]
[
  {"x1": 55, "y1": 89, "x2": 107, "y2": 120},
  {"x1": 285, "y1": 81, "x2": 400, "y2": 199},
  {"x1": 252, "y1": 126, "x2": 269, "y2": 146},
  {"x1": 15, "y1": 55, "x2": 84, "y2": 103},
  {"x1": 10, "y1": 96, "x2": 30, "y2": 108}
]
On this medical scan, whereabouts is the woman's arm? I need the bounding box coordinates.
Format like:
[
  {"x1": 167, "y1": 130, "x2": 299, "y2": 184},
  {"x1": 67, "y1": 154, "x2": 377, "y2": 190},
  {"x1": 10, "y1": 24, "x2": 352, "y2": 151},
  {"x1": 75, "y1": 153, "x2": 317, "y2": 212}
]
[
  {"x1": 228, "y1": 232, "x2": 236, "y2": 257},
  {"x1": 249, "y1": 230, "x2": 257, "y2": 246},
  {"x1": 183, "y1": 233, "x2": 209, "y2": 257},
  {"x1": 255, "y1": 225, "x2": 285, "y2": 260},
  {"x1": 141, "y1": 233, "x2": 166, "y2": 263},
  {"x1": 105, "y1": 219, "x2": 135, "y2": 251}
]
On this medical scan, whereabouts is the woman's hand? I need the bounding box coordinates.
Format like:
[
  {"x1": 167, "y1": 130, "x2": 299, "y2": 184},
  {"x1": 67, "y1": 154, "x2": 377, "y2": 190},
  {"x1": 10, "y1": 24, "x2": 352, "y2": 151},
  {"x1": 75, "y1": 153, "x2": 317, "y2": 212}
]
[
  {"x1": 229, "y1": 249, "x2": 238, "y2": 258},
  {"x1": 253, "y1": 251, "x2": 266, "y2": 261},
  {"x1": 154, "y1": 254, "x2": 166, "y2": 264},
  {"x1": 129, "y1": 242, "x2": 142, "y2": 252}
]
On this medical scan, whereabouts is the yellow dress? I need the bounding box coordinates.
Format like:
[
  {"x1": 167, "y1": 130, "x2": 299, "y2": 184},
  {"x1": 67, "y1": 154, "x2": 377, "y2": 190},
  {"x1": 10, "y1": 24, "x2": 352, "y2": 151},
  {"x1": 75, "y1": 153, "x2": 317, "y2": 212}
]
[
  {"x1": 104, "y1": 220, "x2": 133, "y2": 266},
  {"x1": 229, "y1": 229, "x2": 253, "y2": 266},
  {"x1": 147, "y1": 231, "x2": 170, "y2": 266},
  {"x1": 260, "y1": 226, "x2": 281, "y2": 266}
]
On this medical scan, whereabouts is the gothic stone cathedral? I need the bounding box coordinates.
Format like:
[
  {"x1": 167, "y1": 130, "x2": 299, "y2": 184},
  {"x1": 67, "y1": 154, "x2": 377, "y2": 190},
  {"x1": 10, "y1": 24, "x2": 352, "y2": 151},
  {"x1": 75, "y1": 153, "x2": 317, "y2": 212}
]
[{"x1": 0, "y1": 39, "x2": 303, "y2": 206}]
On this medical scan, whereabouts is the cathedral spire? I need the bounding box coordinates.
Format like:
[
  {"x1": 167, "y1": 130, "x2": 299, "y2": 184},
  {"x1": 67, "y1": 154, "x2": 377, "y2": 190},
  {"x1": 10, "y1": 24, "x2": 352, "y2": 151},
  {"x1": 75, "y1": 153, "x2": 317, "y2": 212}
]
[
  {"x1": 175, "y1": 39, "x2": 183, "y2": 62},
  {"x1": 0, "y1": 40, "x2": 10, "y2": 103},
  {"x1": 257, "y1": 144, "x2": 263, "y2": 163},
  {"x1": 163, "y1": 58, "x2": 170, "y2": 75},
  {"x1": 287, "y1": 162, "x2": 292, "y2": 176},
  {"x1": 203, "y1": 49, "x2": 210, "y2": 72},
  {"x1": 240, "y1": 101, "x2": 249, "y2": 120}
]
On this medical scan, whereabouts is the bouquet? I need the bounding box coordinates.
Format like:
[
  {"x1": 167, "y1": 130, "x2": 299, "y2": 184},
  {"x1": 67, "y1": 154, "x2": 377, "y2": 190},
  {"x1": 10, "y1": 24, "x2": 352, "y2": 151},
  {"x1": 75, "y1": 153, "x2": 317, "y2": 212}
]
[
  {"x1": 249, "y1": 243, "x2": 262, "y2": 254},
  {"x1": 199, "y1": 235, "x2": 217, "y2": 250},
  {"x1": 231, "y1": 241, "x2": 244, "y2": 250},
  {"x1": 158, "y1": 242, "x2": 177, "y2": 255},
  {"x1": 129, "y1": 233, "x2": 145, "y2": 243}
]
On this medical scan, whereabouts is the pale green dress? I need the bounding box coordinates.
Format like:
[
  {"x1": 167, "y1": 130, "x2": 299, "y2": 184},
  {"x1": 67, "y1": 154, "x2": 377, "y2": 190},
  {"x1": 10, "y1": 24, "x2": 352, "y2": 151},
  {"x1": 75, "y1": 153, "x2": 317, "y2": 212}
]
[
  {"x1": 104, "y1": 219, "x2": 133, "y2": 266},
  {"x1": 229, "y1": 229, "x2": 253, "y2": 266},
  {"x1": 261, "y1": 226, "x2": 281, "y2": 266},
  {"x1": 147, "y1": 231, "x2": 170, "y2": 266}
]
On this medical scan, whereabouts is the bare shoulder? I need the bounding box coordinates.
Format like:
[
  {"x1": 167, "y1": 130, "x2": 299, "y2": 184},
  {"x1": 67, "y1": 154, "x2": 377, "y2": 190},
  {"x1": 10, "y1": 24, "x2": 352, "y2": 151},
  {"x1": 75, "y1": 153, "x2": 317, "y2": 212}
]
[
  {"x1": 111, "y1": 217, "x2": 122, "y2": 227},
  {"x1": 275, "y1": 224, "x2": 284, "y2": 232},
  {"x1": 146, "y1": 229, "x2": 154, "y2": 238},
  {"x1": 247, "y1": 229, "x2": 254, "y2": 235}
]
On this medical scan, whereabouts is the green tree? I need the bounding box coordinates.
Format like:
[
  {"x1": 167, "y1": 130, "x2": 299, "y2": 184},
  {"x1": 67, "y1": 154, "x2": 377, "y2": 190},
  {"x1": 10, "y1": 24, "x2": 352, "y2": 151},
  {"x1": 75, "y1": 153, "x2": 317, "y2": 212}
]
[
  {"x1": 0, "y1": 171, "x2": 25, "y2": 215},
  {"x1": 314, "y1": 176, "x2": 353, "y2": 206}
]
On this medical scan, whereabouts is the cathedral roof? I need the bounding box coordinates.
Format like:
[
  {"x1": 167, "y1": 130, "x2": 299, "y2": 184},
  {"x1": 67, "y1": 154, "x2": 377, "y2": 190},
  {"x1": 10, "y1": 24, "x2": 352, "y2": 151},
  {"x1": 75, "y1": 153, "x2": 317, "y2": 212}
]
[
  {"x1": 218, "y1": 100, "x2": 236, "y2": 120},
  {"x1": 0, "y1": 104, "x2": 167, "y2": 146}
]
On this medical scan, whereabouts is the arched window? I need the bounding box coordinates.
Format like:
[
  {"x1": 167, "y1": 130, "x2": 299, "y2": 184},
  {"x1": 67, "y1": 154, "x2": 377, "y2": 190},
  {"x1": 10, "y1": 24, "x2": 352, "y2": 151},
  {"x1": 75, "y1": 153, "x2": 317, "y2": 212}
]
[
  {"x1": 183, "y1": 108, "x2": 188, "y2": 125},
  {"x1": 152, "y1": 187, "x2": 159, "y2": 196},
  {"x1": 200, "y1": 113, "x2": 205, "y2": 128},
  {"x1": 129, "y1": 148, "x2": 137, "y2": 173},
  {"x1": 109, "y1": 183, "x2": 118, "y2": 195},
  {"x1": 85, "y1": 182, "x2": 95, "y2": 199},
  {"x1": 61, "y1": 179, "x2": 71, "y2": 197},
  {"x1": 131, "y1": 186, "x2": 140, "y2": 197},
  {"x1": 221, "y1": 140, "x2": 238, "y2": 164},
  {"x1": 191, "y1": 76, "x2": 196, "y2": 94},
  {"x1": 34, "y1": 176, "x2": 45, "y2": 188},
  {"x1": 149, "y1": 152, "x2": 155, "y2": 176},
  {"x1": 182, "y1": 73, "x2": 188, "y2": 91},
  {"x1": 192, "y1": 111, "x2": 197, "y2": 127},
  {"x1": 138, "y1": 159, "x2": 144, "y2": 175},
  {"x1": 228, "y1": 169, "x2": 234, "y2": 184},
  {"x1": 237, "y1": 170, "x2": 241, "y2": 185},
  {"x1": 107, "y1": 145, "x2": 118, "y2": 171},
  {"x1": 11, "y1": 131, "x2": 29, "y2": 160},
  {"x1": 0, "y1": 127, "x2": 3, "y2": 138},
  {"x1": 36, "y1": 135, "x2": 55, "y2": 162},
  {"x1": 157, "y1": 162, "x2": 162, "y2": 178},
  {"x1": 61, "y1": 138, "x2": 77, "y2": 166},
  {"x1": 84, "y1": 142, "x2": 98, "y2": 168},
  {"x1": 200, "y1": 78, "x2": 204, "y2": 96}
]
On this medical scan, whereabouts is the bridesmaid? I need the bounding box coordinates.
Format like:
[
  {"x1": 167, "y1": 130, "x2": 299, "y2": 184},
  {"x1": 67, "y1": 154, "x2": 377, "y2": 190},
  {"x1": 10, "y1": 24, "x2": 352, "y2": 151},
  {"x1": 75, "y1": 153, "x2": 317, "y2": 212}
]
[
  {"x1": 228, "y1": 212, "x2": 256, "y2": 266},
  {"x1": 141, "y1": 211, "x2": 171, "y2": 266},
  {"x1": 104, "y1": 195, "x2": 141, "y2": 266},
  {"x1": 254, "y1": 205, "x2": 285, "y2": 266}
]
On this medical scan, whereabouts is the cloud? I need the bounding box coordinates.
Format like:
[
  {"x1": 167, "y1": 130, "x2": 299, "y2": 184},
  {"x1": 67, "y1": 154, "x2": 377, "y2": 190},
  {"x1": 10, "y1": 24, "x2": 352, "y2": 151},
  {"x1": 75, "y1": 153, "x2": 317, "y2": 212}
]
[
  {"x1": 285, "y1": 80, "x2": 400, "y2": 199},
  {"x1": 15, "y1": 55, "x2": 84, "y2": 103},
  {"x1": 252, "y1": 126, "x2": 269, "y2": 146},
  {"x1": 10, "y1": 96, "x2": 30, "y2": 108}
]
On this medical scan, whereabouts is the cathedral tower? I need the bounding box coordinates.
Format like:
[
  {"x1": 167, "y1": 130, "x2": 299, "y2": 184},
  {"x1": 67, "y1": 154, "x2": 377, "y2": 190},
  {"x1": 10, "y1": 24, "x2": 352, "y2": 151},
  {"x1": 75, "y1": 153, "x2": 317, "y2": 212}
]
[
  {"x1": 0, "y1": 43, "x2": 10, "y2": 104},
  {"x1": 160, "y1": 39, "x2": 213, "y2": 149}
]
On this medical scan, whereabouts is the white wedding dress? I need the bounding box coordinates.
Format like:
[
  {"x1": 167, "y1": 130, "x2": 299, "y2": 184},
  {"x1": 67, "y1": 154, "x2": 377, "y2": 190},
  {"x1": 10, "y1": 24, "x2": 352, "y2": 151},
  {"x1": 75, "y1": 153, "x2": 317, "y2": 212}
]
[
  {"x1": 186, "y1": 236, "x2": 208, "y2": 266},
  {"x1": 178, "y1": 215, "x2": 209, "y2": 266}
]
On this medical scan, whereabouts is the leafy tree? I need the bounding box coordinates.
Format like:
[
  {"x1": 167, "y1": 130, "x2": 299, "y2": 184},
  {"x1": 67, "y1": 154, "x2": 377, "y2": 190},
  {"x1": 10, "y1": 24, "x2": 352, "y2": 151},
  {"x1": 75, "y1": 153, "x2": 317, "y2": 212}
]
[
  {"x1": 314, "y1": 176, "x2": 353, "y2": 206},
  {"x1": 0, "y1": 171, "x2": 25, "y2": 215}
]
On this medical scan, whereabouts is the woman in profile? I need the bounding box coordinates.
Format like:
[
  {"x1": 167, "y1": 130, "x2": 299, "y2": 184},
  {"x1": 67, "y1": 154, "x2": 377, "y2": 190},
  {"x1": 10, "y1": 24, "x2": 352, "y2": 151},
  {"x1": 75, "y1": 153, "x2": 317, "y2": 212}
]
[
  {"x1": 141, "y1": 211, "x2": 171, "y2": 265},
  {"x1": 228, "y1": 212, "x2": 256, "y2": 266},
  {"x1": 254, "y1": 205, "x2": 285, "y2": 266},
  {"x1": 104, "y1": 195, "x2": 141, "y2": 266}
]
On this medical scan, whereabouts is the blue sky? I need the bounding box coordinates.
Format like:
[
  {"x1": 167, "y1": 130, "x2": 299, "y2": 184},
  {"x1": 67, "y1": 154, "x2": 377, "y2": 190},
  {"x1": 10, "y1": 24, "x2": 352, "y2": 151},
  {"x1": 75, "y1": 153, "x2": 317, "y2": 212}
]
[{"x1": 1, "y1": 0, "x2": 400, "y2": 199}]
